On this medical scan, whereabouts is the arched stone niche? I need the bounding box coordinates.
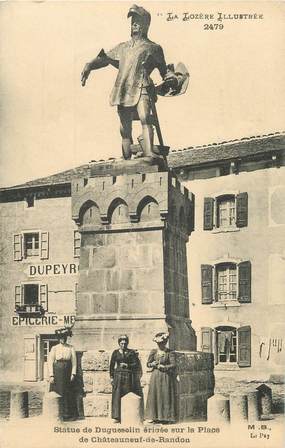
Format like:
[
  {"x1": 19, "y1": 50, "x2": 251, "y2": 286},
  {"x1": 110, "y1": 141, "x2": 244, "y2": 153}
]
[
  {"x1": 137, "y1": 196, "x2": 160, "y2": 222},
  {"x1": 108, "y1": 198, "x2": 130, "y2": 224},
  {"x1": 79, "y1": 201, "x2": 101, "y2": 226}
]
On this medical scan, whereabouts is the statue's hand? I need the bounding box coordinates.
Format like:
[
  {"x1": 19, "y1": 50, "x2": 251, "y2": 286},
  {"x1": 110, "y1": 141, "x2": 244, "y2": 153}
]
[{"x1": 81, "y1": 63, "x2": 91, "y2": 86}]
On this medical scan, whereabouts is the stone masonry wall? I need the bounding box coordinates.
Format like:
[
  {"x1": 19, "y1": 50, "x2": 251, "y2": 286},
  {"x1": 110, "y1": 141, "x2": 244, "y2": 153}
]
[{"x1": 79, "y1": 350, "x2": 214, "y2": 420}]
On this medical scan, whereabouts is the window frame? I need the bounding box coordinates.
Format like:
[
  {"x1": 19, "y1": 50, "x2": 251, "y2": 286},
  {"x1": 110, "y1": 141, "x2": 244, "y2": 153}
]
[
  {"x1": 201, "y1": 260, "x2": 251, "y2": 305},
  {"x1": 216, "y1": 194, "x2": 236, "y2": 229},
  {"x1": 13, "y1": 230, "x2": 49, "y2": 261},
  {"x1": 216, "y1": 326, "x2": 238, "y2": 364},
  {"x1": 23, "y1": 232, "x2": 40, "y2": 258},
  {"x1": 203, "y1": 191, "x2": 248, "y2": 232},
  {"x1": 15, "y1": 282, "x2": 48, "y2": 315},
  {"x1": 215, "y1": 262, "x2": 238, "y2": 303},
  {"x1": 200, "y1": 325, "x2": 251, "y2": 368}
]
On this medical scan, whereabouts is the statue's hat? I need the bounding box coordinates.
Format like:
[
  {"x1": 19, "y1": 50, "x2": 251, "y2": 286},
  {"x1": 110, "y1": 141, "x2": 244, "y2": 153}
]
[{"x1": 127, "y1": 5, "x2": 151, "y2": 28}]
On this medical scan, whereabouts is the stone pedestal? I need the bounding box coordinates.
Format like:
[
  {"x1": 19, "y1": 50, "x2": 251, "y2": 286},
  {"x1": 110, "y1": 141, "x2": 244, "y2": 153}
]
[
  {"x1": 70, "y1": 162, "x2": 214, "y2": 421},
  {"x1": 207, "y1": 395, "x2": 230, "y2": 423},
  {"x1": 42, "y1": 392, "x2": 63, "y2": 421},
  {"x1": 71, "y1": 168, "x2": 196, "y2": 351},
  {"x1": 247, "y1": 391, "x2": 260, "y2": 422},
  {"x1": 230, "y1": 394, "x2": 248, "y2": 424},
  {"x1": 10, "y1": 391, "x2": 29, "y2": 419},
  {"x1": 256, "y1": 384, "x2": 272, "y2": 416},
  {"x1": 121, "y1": 392, "x2": 144, "y2": 425}
]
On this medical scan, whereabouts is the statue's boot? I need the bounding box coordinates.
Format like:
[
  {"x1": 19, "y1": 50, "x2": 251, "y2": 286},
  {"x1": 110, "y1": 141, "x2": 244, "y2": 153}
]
[
  {"x1": 141, "y1": 124, "x2": 157, "y2": 160},
  {"x1": 121, "y1": 138, "x2": 132, "y2": 160}
]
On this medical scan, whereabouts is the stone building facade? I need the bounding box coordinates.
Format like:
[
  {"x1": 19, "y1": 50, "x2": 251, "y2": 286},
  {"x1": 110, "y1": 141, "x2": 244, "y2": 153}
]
[{"x1": 0, "y1": 132, "x2": 284, "y2": 392}]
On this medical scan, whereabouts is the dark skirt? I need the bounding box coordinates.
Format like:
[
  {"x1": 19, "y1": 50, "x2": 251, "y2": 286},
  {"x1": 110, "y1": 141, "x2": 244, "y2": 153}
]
[
  {"x1": 145, "y1": 369, "x2": 176, "y2": 422},
  {"x1": 50, "y1": 360, "x2": 72, "y2": 396},
  {"x1": 112, "y1": 370, "x2": 142, "y2": 420}
]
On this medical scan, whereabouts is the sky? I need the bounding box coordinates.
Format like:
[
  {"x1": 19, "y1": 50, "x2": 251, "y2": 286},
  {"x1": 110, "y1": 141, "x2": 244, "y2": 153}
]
[{"x1": 0, "y1": 1, "x2": 285, "y2": 187}]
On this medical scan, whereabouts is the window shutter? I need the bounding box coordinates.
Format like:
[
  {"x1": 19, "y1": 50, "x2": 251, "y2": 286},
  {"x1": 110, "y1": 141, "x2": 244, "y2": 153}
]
[
  {"x1": 203, "y1": 197, "x2": 214, "y2": 230},
  {"x1": 13, "y1": 234, "x2": 23, "y2": 261},
  {"x1": 73, "y1": 230, "x2": 81, "y2": 258},
  {"x1": 201, "y1": 265, "x2": 213, "y2": 304},
  {"x1": 238, "y1": 326, "x2": 251, "y2": 367},
  {"x1": 74, "y1": 283, "x2": 78, "y2": 312},
  {"x1": 214, "y1": 266, "x2": 218, "y2": 302},
  {"x1": 15, "y1": 285, "x2": 22, "y2": 308},
  {"x1": 40, "y1": 232, "x2": 49, "y2": 259},
  {"x1": 201, "y1": 327, "x2": 213, "y2": 353},
  {"x1": 236, "y1": 192, "x2": 248, "y2": 228},
  {"x1": 238, "y1": 261, "x2": 251, "y2": 303},
  {"x1": 213, "y1": 329, "x2": 218, "y2": 365},
  {"x1": 39, "y1": 284, "x2": 48, "y2": 311}
]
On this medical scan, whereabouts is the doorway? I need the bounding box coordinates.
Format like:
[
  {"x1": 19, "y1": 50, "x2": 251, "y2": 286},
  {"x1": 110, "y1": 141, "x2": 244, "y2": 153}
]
[{"x1": 40, "y1": 335, "x2": 58, "y2": 380}]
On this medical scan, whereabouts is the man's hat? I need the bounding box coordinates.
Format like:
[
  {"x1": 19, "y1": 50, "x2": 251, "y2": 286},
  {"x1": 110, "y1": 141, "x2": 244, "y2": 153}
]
[
  {"x1": 156, "y1": 62, "x2": 190, "y2": 97},
  {"x1": 127, "y1": 4, "x2": 151, "y2": 28}
]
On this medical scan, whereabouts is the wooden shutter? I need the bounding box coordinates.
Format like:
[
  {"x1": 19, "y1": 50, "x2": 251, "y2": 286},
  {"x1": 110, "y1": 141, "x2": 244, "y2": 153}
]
[
  {"x1": 13, "y1": 234, "x2": 23, "y2": 261},
  {"x1": 203, "y1": 197, "x2": 214, "y2": 230},
  {"x1": 15, "y1": 285, "x2": 22, "y2": 308},
  {"x1": 73, "y1": 230, "x2": 81, "y2": 258},
  {"x1": 201, "y1": 327, "x2": 213, "y2": 353},
  {"x1": 40, "y1": 232, "x2": 49, "y2": 259},
  {"x1": 214, "y1": 266, "x2": 218, "y2": 302},
  {"x1": 236, "y1": 192, "x2": 248, "y2": 228},
  {"x1": 39, "y1": 284, "x2": 48, "y2": 311},
  {"x1": 238, "y1": 261, "x2": 251, "y2": 303},
  {"x1": 213, "y1": 329, "x2": 218, "y2": 365},
  {"x1": 74, "y1": 283, "x2": 78, "y2": 312},
  {"x1": 201, "y1": 265, "x2": 213, "y2": 304},
  {"x1": 238, "y1": 326, "x2": 251, "y2": 367}
]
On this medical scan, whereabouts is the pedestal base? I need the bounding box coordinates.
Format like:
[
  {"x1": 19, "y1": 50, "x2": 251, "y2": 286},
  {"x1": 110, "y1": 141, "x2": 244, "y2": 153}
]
[{"x1": 77, "y1": 350, "x2": 214, "y2": 421}]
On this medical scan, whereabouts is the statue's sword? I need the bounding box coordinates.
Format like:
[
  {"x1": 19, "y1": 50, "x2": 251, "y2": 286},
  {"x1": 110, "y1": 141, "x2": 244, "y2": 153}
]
[{"x1": 146, "y1": 85, "x2": 165, "y2": 149}]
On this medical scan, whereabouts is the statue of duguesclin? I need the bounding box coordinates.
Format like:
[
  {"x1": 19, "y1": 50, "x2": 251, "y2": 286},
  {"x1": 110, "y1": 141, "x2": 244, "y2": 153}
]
[{"x1": 81, "y1": 4, "x2": 189, "y2": 161}]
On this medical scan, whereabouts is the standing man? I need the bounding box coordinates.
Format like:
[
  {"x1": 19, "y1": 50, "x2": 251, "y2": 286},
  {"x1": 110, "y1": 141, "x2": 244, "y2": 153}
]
[{"x1": 81, "y1": 4, "x2": 175, "y2": 160}]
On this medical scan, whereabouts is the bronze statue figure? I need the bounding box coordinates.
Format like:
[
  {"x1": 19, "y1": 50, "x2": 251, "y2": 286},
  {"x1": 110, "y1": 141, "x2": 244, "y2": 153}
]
[{"x1": 81, "y1": 4, "x2": 189, "y2": 161}]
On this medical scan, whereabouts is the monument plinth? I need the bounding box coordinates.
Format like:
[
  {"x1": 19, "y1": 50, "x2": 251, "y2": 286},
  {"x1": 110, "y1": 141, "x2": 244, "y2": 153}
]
[
  {"x1": 70, "y1": 160, "x2": 214, "y2": 420},
  {"x1": 71, "y1": 163, "x2": 196, "y2": 352}
]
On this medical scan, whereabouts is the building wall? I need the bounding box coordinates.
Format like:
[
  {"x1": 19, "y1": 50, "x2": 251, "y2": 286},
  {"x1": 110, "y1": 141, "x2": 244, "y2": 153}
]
[
  {"x1": 183, "y1": 164, "x2": 285, "y2": 380},
  {"x1": 0, "y1": 195, "x2": 79, "y2": 381}
]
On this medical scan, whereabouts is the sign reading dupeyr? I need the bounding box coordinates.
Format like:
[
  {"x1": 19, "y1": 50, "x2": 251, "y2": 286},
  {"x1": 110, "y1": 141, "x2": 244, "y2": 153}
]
[{"x1": 25, "y1": 263, "x2": 79, "y2": 277}]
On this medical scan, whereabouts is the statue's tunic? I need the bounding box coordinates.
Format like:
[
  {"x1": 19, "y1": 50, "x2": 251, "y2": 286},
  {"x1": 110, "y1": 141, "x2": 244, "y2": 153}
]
[{"x1": 106, "y1": 37, "x2": 167, "y2": 107}]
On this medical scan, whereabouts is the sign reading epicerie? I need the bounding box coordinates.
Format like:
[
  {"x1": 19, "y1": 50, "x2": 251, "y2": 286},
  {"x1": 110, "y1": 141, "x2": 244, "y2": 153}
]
[
  {"x1": 11, "y1": 315, "x2": 76, "y2": 326},
  {"x1": 25, "y1": 263, "x2": 79, "y2": 277}
]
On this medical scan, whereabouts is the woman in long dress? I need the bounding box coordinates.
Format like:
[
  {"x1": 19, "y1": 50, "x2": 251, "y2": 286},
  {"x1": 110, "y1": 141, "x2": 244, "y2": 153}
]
[
  {"x1": 48, "y1": 327, "x2": 77, "y2": 420},
  {"x1": 110, "y1": 335, "x2": 143, "y2": 423},
  {"x1": 145, "y1": 332, "x2": 176, "y2": 423}
]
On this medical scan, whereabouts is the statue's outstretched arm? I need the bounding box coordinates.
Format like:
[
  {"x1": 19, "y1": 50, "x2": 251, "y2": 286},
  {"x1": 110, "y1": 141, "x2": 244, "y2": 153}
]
[{"x1": 81, "y1": 49, "x2": 110, "y2": 86}]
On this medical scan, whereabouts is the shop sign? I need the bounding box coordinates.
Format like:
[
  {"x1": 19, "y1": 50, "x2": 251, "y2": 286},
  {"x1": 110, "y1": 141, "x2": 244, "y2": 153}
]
[
  {"x1": 24, "y1": 263, "x2": 79, "y2": 277},
  {"x1": 11, "y1": 315, "x2": 76, "y2": 326}
]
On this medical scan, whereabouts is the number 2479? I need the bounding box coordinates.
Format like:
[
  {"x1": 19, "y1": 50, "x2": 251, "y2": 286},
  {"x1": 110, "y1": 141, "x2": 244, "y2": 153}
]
[{"x1": 204, "y1": 23, "x2": 224, "y2": 30}]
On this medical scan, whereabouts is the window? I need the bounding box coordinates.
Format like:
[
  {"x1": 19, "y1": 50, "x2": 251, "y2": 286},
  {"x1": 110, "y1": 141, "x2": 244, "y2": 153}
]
[
  {"x1": 201, "y1": 261, "x2": 251, "y2": 304},
  {"x1": 217, "y1": 263, "x2": 237, "y2": 301},
  {"x1": 217, "y1": 196, "x2": 236, "y2": 228},
  {"x1": 24, "y1": 233, "x2": 39, "y2": 257},
  {"x1": 201, "y1": 325, "x2": 251, "y2": 367},
  {"x1": 15, "y1": 283, "x2": 48, "y2": 314},
  {"x1": 13, "y1": 231, "x2": 49, "y2": 261},
  {"x1": 216, "y1": 327, "x2": 237, "y2": 363},
  {"x1": 204, "y1": 192, "x2": 248, "y2": 230},
  {"x1": 73, "y1": 230, "x2": 81, "y2": 258}
]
